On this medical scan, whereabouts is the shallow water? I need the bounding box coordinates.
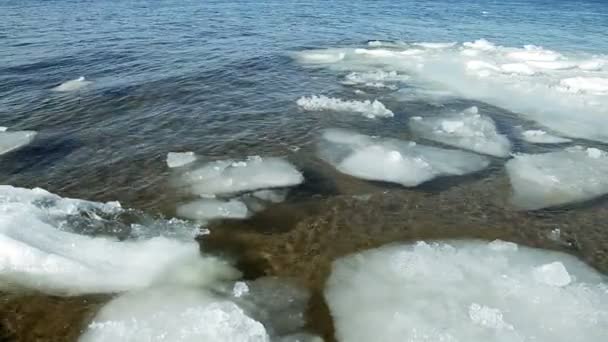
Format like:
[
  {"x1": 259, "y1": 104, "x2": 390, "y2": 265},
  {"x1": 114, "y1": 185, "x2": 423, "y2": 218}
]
[{"x1": 1, "y1": 0, "x2": 608, "y2": 341}]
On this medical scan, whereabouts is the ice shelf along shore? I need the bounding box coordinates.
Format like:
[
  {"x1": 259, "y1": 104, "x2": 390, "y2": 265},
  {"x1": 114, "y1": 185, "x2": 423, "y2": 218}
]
[{"x1": 326, "y1": 240, "x2": 608, "y2": 342}]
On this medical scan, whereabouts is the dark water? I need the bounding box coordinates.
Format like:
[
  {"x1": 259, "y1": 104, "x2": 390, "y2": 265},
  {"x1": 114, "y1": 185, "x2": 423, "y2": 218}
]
[{"x1": 1, "y1": 0, "x2": 608, "y2": 341}]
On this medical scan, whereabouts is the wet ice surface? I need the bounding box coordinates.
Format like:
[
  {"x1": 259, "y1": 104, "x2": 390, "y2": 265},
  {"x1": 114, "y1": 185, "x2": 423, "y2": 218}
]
[
  {"x1": 517, "y1": 129, "x2": 572, "y2": 144},
  {"x1": 52, "y1": 76, "x2": 92, "y2": 92},
  {"x1": 0, "y1": 185, "x2": 217, "y2": 294},
  {"x1": 169, "y1": 155, "x2": 303, "y2": 222},
  {"x1": 506, "y1": 147, "x2": 608, "y2": 210},
  {"x1": 0, "y1": 130, "x2": 37, "y2": 155},
  {"x1": 409, "y1": 106, "x2": 511, "y2": 157},
  {"x1": 326, "y1": 240, "x2": 608, "y2": 342},
  {"x1": 296, "y1": 95, "x2": 394, "y2": 119},
  {"x1": 318, "y1": 129, "x2": 489, "y2": 186}
]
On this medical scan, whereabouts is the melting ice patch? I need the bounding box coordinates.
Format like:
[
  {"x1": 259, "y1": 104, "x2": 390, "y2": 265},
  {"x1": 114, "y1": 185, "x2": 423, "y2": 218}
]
[
  {"x1": 0, "y1": 185, "x2": 240, "y2": 294},
  {"x1": 171, "y1": 156, "x2": 302, "y2": 221},
  {"x1": 177, "y1": 199, "x2": 249, "y2": 221},
  {"x1": 52, "y1": 76, "x2": 92, "y2": 92},
  {"x1": 0, "y1": 130, "x2": 37, "y2": 155},
  {"x1": 326, "y1": 240, "x2": 608, "y2": 342},
  {"x1": 409, "y1": 106, "x2": 511, "y2": 157},
  {"x1": 318, "y1": 129, "x2": 489, "y2": 186},
  {"x1": 167, "y1": 151, "x2": 197, "y2": 168},
  {"x1": 179, "y1": 156, "x2": 303, "y2": 197},
  {"x1": 297, "y1": 95, "x2": 394, "y2": 119},
  {"x1": 506, "y1": 147, "x2": 608, "y2": 210},
  {"x1": 293, "y1": 40, "x2": 608, "y2": 143},
  {"x1": 79, "y1": 286, "x2": 270, "y2": 342},
  {"x1": 517, "y1": 129, "x2": 572, "y2": 144}
]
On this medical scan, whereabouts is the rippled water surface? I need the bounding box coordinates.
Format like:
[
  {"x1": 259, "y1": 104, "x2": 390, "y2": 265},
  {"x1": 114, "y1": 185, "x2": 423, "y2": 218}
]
[{"x1": 2, "y1": 0, "x2": 608, "y2": 341}]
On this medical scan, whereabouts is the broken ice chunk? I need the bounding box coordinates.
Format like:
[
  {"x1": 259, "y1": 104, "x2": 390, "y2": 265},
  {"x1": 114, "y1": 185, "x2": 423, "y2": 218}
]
[
  {"x1": 318, "y1": 129, "x2": 489, "y2": 186},
  {"x1": 297, "y1": 95, "x2": 394, "y2": 119},
  {"x1": 181, "y1": 156, "x2": 303, "y2": 197},
  {"x1": 506, "y1": 147, "x2": 608, "y2": 209},
  {"x1": 176, "y1": 199, "x2": 249, "y2": 221},
  {"x1": 409, "y1": 107, "x2": 511, "y2": 157},
  {"x1": 0, "y1": 130, "x2": 37, "y2": 155},
  {"x1": 533, "y1": 262, "x2": 572, "y2": 287},
  {"x1": 519, "y1": 129, "x2": 572, "y2": 144},
  {"x1": 166, "y1": 151, "x2": 197, "y2": 168}
]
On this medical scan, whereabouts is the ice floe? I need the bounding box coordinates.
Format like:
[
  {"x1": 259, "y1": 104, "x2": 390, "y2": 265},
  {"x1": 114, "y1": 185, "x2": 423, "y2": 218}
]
[
  {"x1": 180, "y1": 156, "x2": 303, "y2": 197},
  {"x1": 409, "y1": 106, "x2": 511, "y2": 157},
  {"x1": 342, "y1": 70, "x2": 409, "y2": 89},
  {"x1": 170, "y1": 156, "x2": 302, "y2": 221},
  {"x1": 52, "y1": 76, "x2": 92, "y2": 92},
  {"x1": 80, "y1": 276, "x2": 315, "y2": 342},
  {"x1": 167, "y1": 151, "x2": 197, "y2": 168},
  {"x1": 297, "y1": 95, "x2": 394, "y2": 118},
  {"x1": 318, "y1": 129, "x2": 489, "y2": 186},
  {"x1": 0, "y1": 185, "x2": 234, "y2": 294},
  {"x1": 326, "y1": 240, "x2": 608, "y2": 342},
  {"x1": 79, "y1": 286, "x2": 270, "y2": 342},
  {"x1": 506, "y1": 147, "x2": 608, "y2": 209},
  {"x1": 518, "y1": 129, "x2": 572, "y2": 144},
  {"x1": 293, "y1": 39, "x2": 608, "y2": 143},
  {"x1": 177, "y1": 198, "x2": 249, "y2": 221},
  {"x1": 0, "y1": 129, "x2": 37, "y2": 155}
]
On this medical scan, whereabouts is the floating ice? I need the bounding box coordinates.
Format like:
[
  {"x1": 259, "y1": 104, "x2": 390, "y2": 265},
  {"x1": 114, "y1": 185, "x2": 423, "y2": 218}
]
[
  {"x1": 0, "y1": 185, "x2": 239, "y2": 294},
  {"x1": 167, "y1": 151, "x2": 197, "y2": 168},
  {"x1": 506, "y1": 147, "x2": 608, "y2": 209},
  {"x1": 342, "y1": 70, "x2": 409, "y2": 87},
  {"x1": 52, "y1": 76, "x2": 92, "y2": 92},
  {"x1": 318, "y1": 129, "x2": 489, "y2": 186},
  {"x1": 409, "y1": 106, "x2": 511, "y2": 157},
  {"x1": 518, "y1": 129, "x2": 571, "y2": 144},
  {"x1": 293, "y1": 40, "x2": 608, "y2": 143},
  {"x1": 559, "y1": 77, "x2": 608, "y2": 95},
  {"x1": 177, "y1": 199, "x2": 249, "y2": 221},
  {"x1": 0, "y1": 130, "x2": 37, "y2": 155},
  {"x1": 297, "y1": 95, "x2": 394, "y2": 118},
  {"x1": 294, "y1": 49, "x2": 347, "y2": 64},
  {"x1": 462, "y1": 39, "x2": 496, "y2": 51},
  {"x1": 179, "y1": 156, "x2": 303, "y2": 197},
  {"x1": 79, "y1": 286, "x2": 270, "y2": 342},
  {"x1": 533, "y1": 261, "x2": 572, "y2": 287},
  {"x1": 326, "y1": 240, "x2": 608, "y2": 342},
  {"x1": 413, "y1": 42, "x2": 457, "y2": 49}
]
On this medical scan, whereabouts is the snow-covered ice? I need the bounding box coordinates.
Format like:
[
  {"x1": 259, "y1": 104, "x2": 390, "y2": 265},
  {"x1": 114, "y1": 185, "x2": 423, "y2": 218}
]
[
  {"x1": 167, "y1": 151, "x2": 197, "y2": 168},
  {"x1": 52, "y1": 76, "x2": 92, "y2": 92},
  {"x1": 318, "y1": 129, "x2": 489, "y2": 186},
  {"x1": 506, "y1": 147, "x2": 608, "y2": 209},
  {"x1": 179, "y1": 156, "x2": 303, "y2": 197},
  {"x1": 326, "y1": 240, "x2": 608, "y2": 342},
  {"x1": 297, "y1": 95, "x2": 394, "y2": 119},
  {"x1": 409, "y1": 106, "x2": 511, "y2": 157},
  {"x1": 0, "y1": 130, "x2": 37, "y2": 155}
]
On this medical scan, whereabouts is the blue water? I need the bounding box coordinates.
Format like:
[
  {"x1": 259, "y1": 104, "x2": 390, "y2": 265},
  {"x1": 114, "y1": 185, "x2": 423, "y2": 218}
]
[{"x1": 0, "y1": 0, "x2": 607, "y2": 205}]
